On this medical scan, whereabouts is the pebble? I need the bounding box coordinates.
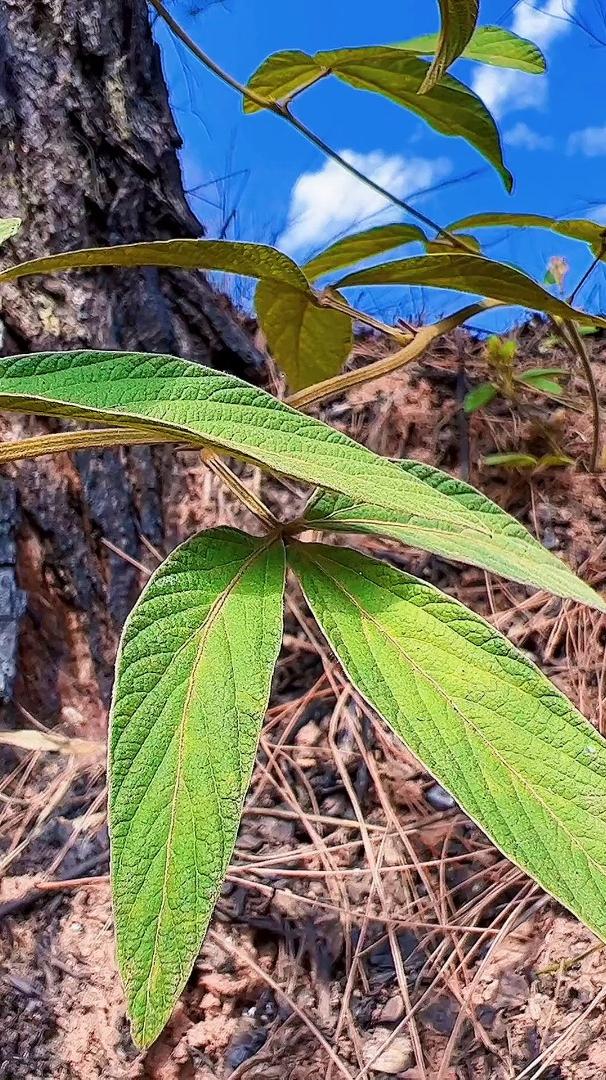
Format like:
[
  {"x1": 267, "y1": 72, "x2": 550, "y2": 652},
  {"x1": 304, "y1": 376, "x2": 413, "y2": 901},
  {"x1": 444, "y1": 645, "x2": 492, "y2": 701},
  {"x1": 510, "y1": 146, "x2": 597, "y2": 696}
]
[
  {"x1": 363, "y1": 1029, "x2": 414, "y2": 1074},
  {"x1": 378, "y1": 994, "x2": 405, "y2": 1024},
  {"x1": 425, "y1": 783, "x2": 456, "y2": 811}
]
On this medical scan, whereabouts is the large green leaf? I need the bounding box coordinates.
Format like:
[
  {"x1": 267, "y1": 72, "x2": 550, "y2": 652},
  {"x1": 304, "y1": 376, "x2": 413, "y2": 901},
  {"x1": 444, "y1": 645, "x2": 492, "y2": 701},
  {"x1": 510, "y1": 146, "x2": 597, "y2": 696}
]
[
  {"x1": 302, "y1": 459, "x2": 604, "y2": 609},
  {"x1": 421, "y1": 0, "x2": 479, "y2": 92},
  {"x1": 110, "y1": 528, "x2": 285, "y2": 1047},
  {"x1": 244, "y1": 50, "x2": 328, "y2": 114},
  {"x1": 254, "y1": 280, "x2": 353, "y2": 390},
  {"x1": 336, "y1": 252, "x2": 606, "y2": 328},
  {"x1": 0, "y1": 218, "x2": 22, "y2": 248},
  {"x1": 0, "y1": 238, "x2": 311, "y2": 292},
  {"x1": 302, "y1": 223, "x2": 428, "y2": 282},
  {"x1": 397, "y1": 25, "x2": 546, "y2": 74},
  {"x1": 318, "y1": 48, "x2": 512, "y2": 191},
  {"x1": 288, "y1": 542, "x2": 606, "y2": 943},
  {"x1": 0, "y1": 351, "x2": 524, "y2": 536},
  {"x1": 244, "y1": 47, "x2": 511, "y2": 190},
  {"x1": 447, "y1": 213, "x2": 606, "y2": 258}
]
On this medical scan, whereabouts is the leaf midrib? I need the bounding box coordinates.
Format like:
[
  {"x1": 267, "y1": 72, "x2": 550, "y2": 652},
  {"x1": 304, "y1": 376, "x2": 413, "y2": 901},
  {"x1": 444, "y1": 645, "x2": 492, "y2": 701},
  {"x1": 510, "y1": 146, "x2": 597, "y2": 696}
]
[{"x1": 139, "y1": 538, "x2": 274, "y2": 1039}]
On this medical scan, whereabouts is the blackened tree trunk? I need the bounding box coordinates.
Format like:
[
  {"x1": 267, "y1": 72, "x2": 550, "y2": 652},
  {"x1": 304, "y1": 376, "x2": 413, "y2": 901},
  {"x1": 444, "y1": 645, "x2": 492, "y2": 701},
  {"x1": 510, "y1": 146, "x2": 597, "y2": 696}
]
[{"x1": 0, "y1": 0, "x2": 260, "y2": 731}]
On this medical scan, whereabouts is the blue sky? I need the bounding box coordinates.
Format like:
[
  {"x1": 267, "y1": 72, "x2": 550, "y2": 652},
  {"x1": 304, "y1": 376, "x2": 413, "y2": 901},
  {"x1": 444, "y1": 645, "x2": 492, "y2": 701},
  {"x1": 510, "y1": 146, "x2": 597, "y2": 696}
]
[{"x1": 154, "y1": 1, "x2": 606, "y2": 326}]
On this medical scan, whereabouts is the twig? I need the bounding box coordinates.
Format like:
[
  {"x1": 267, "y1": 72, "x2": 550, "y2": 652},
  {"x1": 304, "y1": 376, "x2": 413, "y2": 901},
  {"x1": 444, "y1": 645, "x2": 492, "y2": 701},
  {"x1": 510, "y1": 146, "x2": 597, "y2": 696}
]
[
  {"x1": 0, "y1": 849, "x2": 109, "y2": 921},
  {"x1": 559, "y1": 319, "x2": 601, "y2": 471}
]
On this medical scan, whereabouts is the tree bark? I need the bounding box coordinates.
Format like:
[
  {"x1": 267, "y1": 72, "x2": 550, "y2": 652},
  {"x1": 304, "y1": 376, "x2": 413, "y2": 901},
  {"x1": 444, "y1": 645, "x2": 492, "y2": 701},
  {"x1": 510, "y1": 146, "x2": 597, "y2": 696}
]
[{"x1": 0, "y1": 0, "x2": 260, "y2": 731}]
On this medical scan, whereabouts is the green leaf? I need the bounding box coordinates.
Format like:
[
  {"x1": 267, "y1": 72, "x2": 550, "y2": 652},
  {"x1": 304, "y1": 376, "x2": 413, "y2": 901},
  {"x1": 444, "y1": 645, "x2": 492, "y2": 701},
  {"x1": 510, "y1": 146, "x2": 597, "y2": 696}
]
[
  {"x1": 464, "y1": 382, "x2": 498, "y2": 412},
  {"x1": 0, "y1": 238, "x2": 311, "y2": 292},
  {"x1": 244, "y1": 50, "x2": 328, "y2": 114},
  {"x1": 483, "y1": 452, "x2": 539, "y2": 468},
  {"x1": 537, "y1": 453, "x2": 575, "y2": 468},
  {"x1": 447, "y1": 213, "x2": 606, "y2": 259},
  {"x1": 520, "y1": 374, "x2": 564, "y2": 395},
  {"x1": 397, "y1": 25, "x2": 546, "y2": 74},
  {"x1": 289, "y1": 542, "x2": 606, "y2": 945},
  {"x1": 302, "y1": 458, "x2": 604, "y2": 609},
  {"x1": 421, "y1": 0, "x2": 479, "y2": 91},
  {"x1": 426, "y1": 233, "x2": 482, "y2": 253},
  {"x1": 518, "y1": 367, "x2": 569, "y2": 379},
  {"x1": 110, "y1": 527, "x2": 286, "y2": 1047},
  {"x1": 0, "y1": 218, "x2": 22, "y2": 248},
  {"x1": 0, "y1": 351, "x2": 527, "y2": 539},
  {"x1": 302, "y1": 223, "x2": 428, "y2": 282},
  {"x1": 254, "y1": 280, "x2": 353, "y2": 391},
  {"x1": 316, "y1": 47, "x2": 512, "y2": 191},
  {"x1": 335, "y1": 253, "x2": 606, "y2": 329}
]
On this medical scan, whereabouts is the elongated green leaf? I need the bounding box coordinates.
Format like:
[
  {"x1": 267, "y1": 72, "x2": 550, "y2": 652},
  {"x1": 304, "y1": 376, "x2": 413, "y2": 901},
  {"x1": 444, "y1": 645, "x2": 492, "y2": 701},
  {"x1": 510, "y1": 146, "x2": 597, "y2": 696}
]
[
  {"x1": 0, "y1": 351, "x2": 524, "y2": 539},
  {"x1": 244, "y1": 50, "x2": 328, "y2": 114},
  {"x1": 0, "y1": 218, "x2": 22, "y2": 248},
  {"x1": 464, "y1": 382, "x2": 497, "y2": 412},
  {"x1": 289, "y1": 542, "x2": 606, "y2": 943},
  {"x1": 0, "y1": 239, "x2": 310, "y2": 292},
  {"x1": 254, "y1": 280, "x2": 353, "y2": 390},
  {"x1": 447, "y1": 213, "x2": 606, "y2": 258},
  {"x1": 336, "y1": 253, "x2": 606, "y2": 328},
  {"x1": 421, "y1": 0, "x2": 479, "y2": 92},
  {"x1": 397, "y1": 25, "x2": 546, "y2": 74},
  {"x1": 110, "y1": 528, "x2": 285, "y2": 1047},
  {"x1": 316, "y1": 47, "x2": 512, "y2": 191},
  {"x1": 303, "y1": 459, "x2": 604, "y2": 610},
  {"x1": 302, "y1": 224, "x2": 428, "y2": 282}
]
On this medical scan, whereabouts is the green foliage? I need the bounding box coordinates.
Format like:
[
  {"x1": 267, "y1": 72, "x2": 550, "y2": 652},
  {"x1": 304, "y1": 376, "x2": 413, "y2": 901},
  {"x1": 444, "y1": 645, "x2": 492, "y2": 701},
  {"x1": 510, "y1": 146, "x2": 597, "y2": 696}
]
[
  {"x1": 336, "y1": 252, "x2": 606, "y2": 327},
  {"x1": 246, "y1": 47, "x2": 512, "y2": 189},
  {"x1": 463, "y1": 381, "x2": 498, "y2": 412},
  {"x1": 254, "y1": 280, "x2": 353, "y2": 389},
  {"x1": 110, "y1": 528, "x2": 285, "y2": 1046},
  {"x1": 447, "y1": 212, "x2": 606, "y2": 259},
  {"x1": 302, "y1": 223, "x2": 428, "y2": 281},
  {"x1": 302, "y1": 459, "x2": 603, "y2": 608},
  {"x1": 3, "y1": 3, "x2": 606, "y2": 1055},
  {"x1": 0, "y1": 218, "x2": 21, "y2": 247},
  {"x1": 420, "y1": 0, "x2": 479, "y2": 91},
  {"x1": 287, "y1": 542, "x2": 606, "y2": 946},
  {"x1": 397, "y1": 24, "x2": 546, "y2": 73},
  {"x1": 484, "y1": 451, "x2": 575, "y2": 470},
  {"x1": 0, "y1": 238, "x2": 312, "y2": 291}
]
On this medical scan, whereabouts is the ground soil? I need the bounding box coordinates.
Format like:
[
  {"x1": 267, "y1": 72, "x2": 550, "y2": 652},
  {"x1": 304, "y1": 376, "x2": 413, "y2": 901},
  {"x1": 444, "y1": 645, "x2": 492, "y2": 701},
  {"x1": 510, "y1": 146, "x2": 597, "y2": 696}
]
[{"x1": 2, "y1": 326, "x2": 606, "y2": 1079}]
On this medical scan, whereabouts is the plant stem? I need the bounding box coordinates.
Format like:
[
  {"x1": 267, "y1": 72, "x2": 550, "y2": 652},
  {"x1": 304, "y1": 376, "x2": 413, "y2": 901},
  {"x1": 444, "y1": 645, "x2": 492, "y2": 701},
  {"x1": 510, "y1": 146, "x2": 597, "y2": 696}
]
[
  {"x1": 568, "y1": 240, "x2": 606, "y2": 306},
  {"x1": 148, "y1": 0, "x2": 473, "y2": 252},
  {"x1": 320, "y1": 292, "x2": 413, "y2": 342},
  {"x1": 559, "y1": 320, "x2": 601, "y2": 471},
  {"x1": 286, "y1": 300, "x2": 502, "y2": 410},
  {"x1": 201, "y1": 450, "x2": 281, "y2": 529}
]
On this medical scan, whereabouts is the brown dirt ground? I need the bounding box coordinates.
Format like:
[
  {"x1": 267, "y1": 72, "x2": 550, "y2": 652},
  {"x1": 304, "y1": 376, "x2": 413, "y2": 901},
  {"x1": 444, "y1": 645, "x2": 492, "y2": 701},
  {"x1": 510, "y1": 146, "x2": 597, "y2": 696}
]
[{"x1": 2, "y1": 325, "x2": 606, "y2": 1079}]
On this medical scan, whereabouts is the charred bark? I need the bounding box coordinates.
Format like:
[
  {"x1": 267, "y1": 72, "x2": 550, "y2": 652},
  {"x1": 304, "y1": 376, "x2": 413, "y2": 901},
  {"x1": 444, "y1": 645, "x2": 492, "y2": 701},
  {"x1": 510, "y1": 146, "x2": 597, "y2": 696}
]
[{"x1": 0, "y1": 0, "x2": 260, "y2": 728}]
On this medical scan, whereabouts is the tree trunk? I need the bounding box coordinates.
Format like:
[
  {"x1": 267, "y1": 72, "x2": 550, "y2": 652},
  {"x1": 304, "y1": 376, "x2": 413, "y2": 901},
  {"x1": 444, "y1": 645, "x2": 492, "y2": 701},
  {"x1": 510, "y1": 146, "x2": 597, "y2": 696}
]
[{"x1": 0, "y1": 0, "x2": 260, "y2": 731}]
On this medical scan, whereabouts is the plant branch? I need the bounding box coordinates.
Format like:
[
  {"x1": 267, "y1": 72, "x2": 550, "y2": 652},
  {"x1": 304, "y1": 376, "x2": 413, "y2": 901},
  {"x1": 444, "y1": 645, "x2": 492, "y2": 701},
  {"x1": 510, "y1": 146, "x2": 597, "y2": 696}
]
[
  {"x1": 148, "y1": 0, "x2": 474, "y2": 252},
  {"x1": 568, "y1": 239, "x2": 606, "y2": 306},
  {"x1": 320, "y1": 292, "x2": 413, "y2": 342},
  {"x1": 0, "y1": 426, "x2": 178, "y2": 463},
  {"x1": 558, "y1": 320, "x2": 601, "y2": 471},
  {"x1": 201, "y1": 450, "x2": 281, "y2": 530},
  {"x1": 286, "y1": 300, "x2": 503, "y2": 410}
]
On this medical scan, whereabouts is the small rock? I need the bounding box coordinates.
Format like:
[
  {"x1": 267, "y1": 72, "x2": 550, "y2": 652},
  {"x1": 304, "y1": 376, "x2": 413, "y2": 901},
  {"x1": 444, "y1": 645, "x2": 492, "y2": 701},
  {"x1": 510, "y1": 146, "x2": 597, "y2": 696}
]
[
  {"x1": 362, "y1": 1028, "x2": 414, "y2": 1074},
  {"x1": 295, "y1": 720, "x2": 323, "y2": 766},
  {"x1": 378, "y1": 994, "x2": 405, "y2": 1024},
  {"x1": 425, "y1": 784, "x2": 456, "y2": 811}
]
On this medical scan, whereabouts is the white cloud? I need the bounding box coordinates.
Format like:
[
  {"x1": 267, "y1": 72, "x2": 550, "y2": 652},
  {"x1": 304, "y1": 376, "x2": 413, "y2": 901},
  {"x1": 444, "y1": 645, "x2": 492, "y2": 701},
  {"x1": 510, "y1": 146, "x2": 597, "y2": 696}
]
[
  {"x1": 567, "y1": 125, "x2": 606, "y2": 156},
  {"x1": 472, "y1": 0, "x2": 577, "y2": 117},
  {"x1": 277, "y1": 150, "x2": 450, "y2": 255},
  {"x1": 504, "y1": 121, "x2": 554, "y2": 150}
]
